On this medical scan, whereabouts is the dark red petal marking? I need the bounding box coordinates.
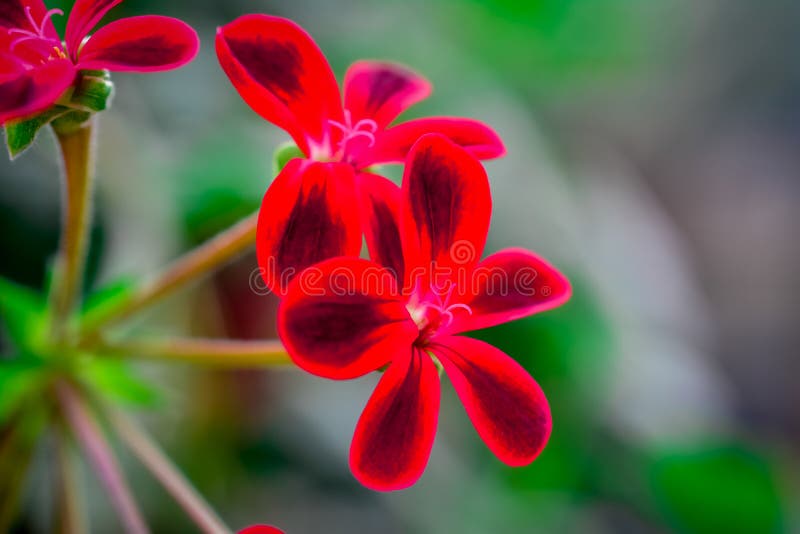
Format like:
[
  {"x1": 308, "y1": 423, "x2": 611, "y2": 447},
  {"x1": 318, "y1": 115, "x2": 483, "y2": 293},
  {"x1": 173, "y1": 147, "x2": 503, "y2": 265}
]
[
  {"x1": 238, "y1": 526, "x2": 285, "y2": 534},
  {"x1": 278, "y1": 257, "x2": 416, "y2": 380},
  {"x1": 216, "y1": 14, "x2": 342, "y2": 156},
  {"x1": 256, "y1": 159, "x2": 361, "y2": 296},
  {"x1": 65, "y1": 0, "x2": 123, "y2": 58},
  {"x1": 350, "y1": 346, "x2": 440, "y2": 490},
  {"x1": 449, "y1": 248, "x2": 571, "y2": 334},
  {"x1": 344, "y1": 60, "x2": 431, "y2": 128},
  {"x1": 76, "y1": 16, "x2": 199, "y2": 72},
  {"x1": 364, "y1": 117, "x2": 506, "y2": 167},
  {"x1": 431, "y1": 336, "x2": 551, "y2": 466},
  {"x1": 0, "y1": 0, "x2": 59, "y2": 39},
  {"x1": 0, "y1": 59, "x2": 74, "y2": 124},
  {"x1": 401, "y1": 133, "x2": 491, "y2": 292},
  {"x1": 356, "y1": 172, "x2": 405, "y2": 286}
]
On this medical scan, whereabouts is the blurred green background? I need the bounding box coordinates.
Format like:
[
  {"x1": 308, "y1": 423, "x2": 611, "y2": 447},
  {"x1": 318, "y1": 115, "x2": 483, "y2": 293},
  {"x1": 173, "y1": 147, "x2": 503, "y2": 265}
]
[{"x1": 2, "y1": 0, "x2": 799, "y2": 532}]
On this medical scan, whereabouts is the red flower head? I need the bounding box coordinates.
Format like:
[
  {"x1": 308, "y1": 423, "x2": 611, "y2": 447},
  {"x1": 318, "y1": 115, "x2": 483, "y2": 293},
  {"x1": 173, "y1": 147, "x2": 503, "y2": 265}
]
[
  {"x1": 277, "y1": 133, "x2": 572, "y2": 490},
  {"x1": 216, "y1": 14, "x2": 507, "y2": 295},
  {"x1": 239, "y1": 526, "x2": 284, "y2": 534},
  {"x1": 0, "y1": 0, "x2": 199, "y2": 124}
]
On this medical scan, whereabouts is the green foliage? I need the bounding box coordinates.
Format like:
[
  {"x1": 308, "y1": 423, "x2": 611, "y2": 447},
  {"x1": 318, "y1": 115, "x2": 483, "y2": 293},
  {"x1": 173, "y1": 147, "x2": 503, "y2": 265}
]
[
  {"x1": 80, "y1": 358, "x2": 162, "y2": 408},
  {"x1": 4, "y1": 107, "x2": 68, "y2": 159},
  {"x1": 0, "y1": 277, "x2": 45, "y2": 354},
  {"x1": 650, "y1": 443, "x2": 785, "y2": 534},
  {"x1": 80, "y1": 278, "x2": 136, "y2": 326},
  {"x1": 0, "y1": 358, "x2": 47, "y2": 425},
  {"x1": 272, "y1": 142, "x2": 304, "y2": 176}
]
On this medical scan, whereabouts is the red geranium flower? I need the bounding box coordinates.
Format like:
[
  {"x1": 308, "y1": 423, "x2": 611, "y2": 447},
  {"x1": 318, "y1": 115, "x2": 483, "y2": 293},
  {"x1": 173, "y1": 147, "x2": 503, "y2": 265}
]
[
  {"x1": 216, "y1": 14, "x2": 506, "y2": 295},
  {"x1": 0, "y1": 0, "x2": 199, "y2": 123},
  {"x1": 277, "y1": 133, "x2": 572, "y2": 490}
]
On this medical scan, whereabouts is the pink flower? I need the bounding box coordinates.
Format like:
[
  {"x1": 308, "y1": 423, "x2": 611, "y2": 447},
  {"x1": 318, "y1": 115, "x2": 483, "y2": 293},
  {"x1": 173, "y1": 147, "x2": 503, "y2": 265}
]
[
  {"x1": 0, "y1": 0, "x2": 199, "y2": 124},
  {"x1": 216, "y1": 14, "x2": 506, "y2": 295},
  {"x1": 277, "y1": 134, "x2": 572, "y2": 490}
]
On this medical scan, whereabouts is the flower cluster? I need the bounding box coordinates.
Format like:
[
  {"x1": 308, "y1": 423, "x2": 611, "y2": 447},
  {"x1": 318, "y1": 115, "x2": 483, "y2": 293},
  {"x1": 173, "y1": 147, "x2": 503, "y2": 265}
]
[
  {"x1": 0, "y1": 0, "x2": 198, "y2": 124},
  {"x1": 217, "y1": 15, "x2": 572, "y2": 490}
]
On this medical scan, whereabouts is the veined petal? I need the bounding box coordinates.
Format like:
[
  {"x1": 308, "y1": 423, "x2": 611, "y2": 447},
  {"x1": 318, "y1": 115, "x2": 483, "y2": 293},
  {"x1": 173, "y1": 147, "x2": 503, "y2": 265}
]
[
  {"x1": 344, "y1": 60, "x2": 431, "y2": 129},
  {"x1": 278, "y1": 257, "x2": 416, "y2": 380},
  {"x1": 450, "y1": 248, "x2": 571, "y2": 334},
  {"x1": 350, "y1": 346, "x2": 440, "y2": 490},
  {"x1": 0, "y1": 58, "x2": 74, "y2": 124},
  {"x1": 364, "y1": 117, "x2": 506, "y2": 166},
  {"x1": 356, "y1": 172, "x2": 405, "y2": 286},
  {"x1": 65, "y1": 0, "x2": 123, "y2": 58},
  {"x1": 0, "y1": 0, "x2": 59, "y2": 40},
  {"x1": 76, "y1": 15, "x2": 199, "y2": 72},
  {"x1": 256, "y1": 159, "x2": 361, "y2": 296},
  {"x1": 216, "y1": 14, "x2": 342, "y2": 156},
  {"x1": 401, "y1": 133, "x2": 491, "y2": 292},
  {"x1": 431, "y1": 336, "x2": 551, "y2": 466}
]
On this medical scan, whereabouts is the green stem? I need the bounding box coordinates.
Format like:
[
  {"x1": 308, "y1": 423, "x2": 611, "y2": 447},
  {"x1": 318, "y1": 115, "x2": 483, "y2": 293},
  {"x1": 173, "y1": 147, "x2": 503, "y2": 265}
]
[
  {"x1": 80, "y1": 212, "x2": 258, "y2": 340},
  {"x1": 105, "y1": 407, "x2": 231, "y2": 534},
  {"x1": 57, "y1": 382, "x2": 149, "y2": 534},
  {"x1": 92, "y1": 337, "x2": 291, "y2": 368},
  {"x1": 49, "y1": 121, "x2": 96, "y2": 344}
]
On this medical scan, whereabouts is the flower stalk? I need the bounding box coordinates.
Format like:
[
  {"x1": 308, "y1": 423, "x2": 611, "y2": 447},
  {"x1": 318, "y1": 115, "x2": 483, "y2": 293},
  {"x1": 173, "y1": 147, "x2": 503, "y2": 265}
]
[
  {"x1": 105, "y1": 407, "x2": 231, "y2": 534},
  {"x1": 49, "y1": 121, "x2": 96, "y2": 344},
  {"x1": 57, "y1": 382, "x2": 149, "y2": 534},
  {"x1": 80, "y1": 212, "x2": 258, "y2": 339}
]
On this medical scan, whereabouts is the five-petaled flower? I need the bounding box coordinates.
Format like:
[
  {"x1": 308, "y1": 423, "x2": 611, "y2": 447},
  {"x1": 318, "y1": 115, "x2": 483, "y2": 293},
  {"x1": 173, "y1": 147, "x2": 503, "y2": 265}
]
[
  {"x1": 277, "y1": 133, "x2": 572, "y2": 490},
  {"x1": 0, "y1": 0, "x2": 199, "y2": 124},
  {"x1": 216, "y1": 14, "x2": 506, "y2": 295}
]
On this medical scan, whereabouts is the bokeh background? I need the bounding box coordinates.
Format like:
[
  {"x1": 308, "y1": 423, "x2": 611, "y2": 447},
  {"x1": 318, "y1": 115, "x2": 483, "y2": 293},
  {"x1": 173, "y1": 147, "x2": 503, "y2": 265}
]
[{"x1": 2, "y1": 0, "x2": 799, "y2": 532}]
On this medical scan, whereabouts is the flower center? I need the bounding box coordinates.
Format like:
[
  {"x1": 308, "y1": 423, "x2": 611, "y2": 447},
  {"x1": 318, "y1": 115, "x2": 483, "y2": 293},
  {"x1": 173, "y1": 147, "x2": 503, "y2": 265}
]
[
  {"x1": 407, "y1": 284, "x2": 472, "y2": 345},
  {"x1": 327, "y1": 109, "x2": 377, "y2": 163},
  {"x1": 7, "y1": 7, "x2": 64, "y2": 58}
]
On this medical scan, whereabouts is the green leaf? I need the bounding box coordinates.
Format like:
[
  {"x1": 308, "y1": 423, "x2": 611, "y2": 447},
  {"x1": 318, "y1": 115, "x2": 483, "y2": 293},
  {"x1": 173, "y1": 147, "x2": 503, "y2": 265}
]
[
  {"x1": 4, "y1": 107, "x2": 68, "y2": 159},
  {"x1": 0, "y1": 277, "x2": 45, "y2": 353},
  {"x1": 81, "y1": 278, "x2": 136, "y2": 321},
  {"x1": 650, "y1": 443, "x2": 785, "y2": 534},
  {"x1": 0, "y1": 358, "x2": 46, "y2": 425},
  {"x1": 81, "y1": 359, "x2": 161, "y2": 408},
  {"x1": 272, "y1": 142, "x2": 304, "y2": 176}
]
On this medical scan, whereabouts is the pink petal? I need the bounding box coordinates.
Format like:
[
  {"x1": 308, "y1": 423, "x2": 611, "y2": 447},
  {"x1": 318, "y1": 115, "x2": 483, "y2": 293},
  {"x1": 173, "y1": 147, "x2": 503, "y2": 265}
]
[
  {"x1": 75, "y1": 15, "x2": 199, "y2": 72},
  {"x1": 0, "y1": 58, "x2": 74, "y2": 124},
  {"x1": 350, "y1": 346, "x2": 440, "y2": 490},
  {"x1": 451, "y1": 248, "x2": 572, "y2": 334},
  {"x1": 343, "y1": 60, "x2": 431, "y2": 129},
  {"x1": 364, "y1": 117, "x2": 506, "y2": 166},
  {"x1": 400, "y1": 133, "x2": 491, "y2": 292},
  {"x1": 256, "y1": 159, "x2": 361, "y2": 296},
  {"x1": 278, "y1": 257, "x2": 417, "y2": 380},
  {"x1": 431, "y1": 336, "x2": 551, "y2": 466},
  {"x1": 216, "y1": 14, "x2": 342, "y2": 156},
  {"x1": 65, "y1": 0, "x2": 123, "y2": 58},
  {"x1": 356, "y1": 172, "x2": 405, "y2": 286},
  {"x1": 0, "y1": 0, "x2": 60, "y2": 40}
]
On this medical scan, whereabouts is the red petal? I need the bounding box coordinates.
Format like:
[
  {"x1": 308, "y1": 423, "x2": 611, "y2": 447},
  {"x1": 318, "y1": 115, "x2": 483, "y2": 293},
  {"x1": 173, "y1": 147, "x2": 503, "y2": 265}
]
[
  {"x1": 451, "y1": 248, "x2": 571, "y2": 334},
  {"x1": 401, "y1": 133, "x2": 491, "y2": 292},
  {"x1": 343, "y1": 60, "x2": 430, "y2": 129},
  {"x1": 350, "y1": 347, "x2": 440, "y2": 490},
  {"x1": 431, "y1": 336, "x2": 551, "y2": 466},
  {"x1": 356, "y1": 172, "x2": 405, "y2": 286},
  {"x1": 278, "y1": 257, "x2": 417, "y2": 380},
  {"x1": 75, "y1": 16, "x2": 199, "y2": 72},
  {"x1": 364, "y1": 117, "x2": 506, "y2": 166},
  {"x1": 0, "y1": 0, "x2": 60, "y2": 40},
  {"x1": 0, "y1": 59, "x2": 74, "y2": 124},
  {"x1": 239, "y1": 526, "x2": 284, "y2": 534},
  {"x1": 65, "y1": 0, "x2": 123, "y2": 58},
  {"x1": 256, "y1": 159, "x2": 361, "y2": 296},
  {"x1": 216, "y1": 14, "x2": 342, "y2": 156}
]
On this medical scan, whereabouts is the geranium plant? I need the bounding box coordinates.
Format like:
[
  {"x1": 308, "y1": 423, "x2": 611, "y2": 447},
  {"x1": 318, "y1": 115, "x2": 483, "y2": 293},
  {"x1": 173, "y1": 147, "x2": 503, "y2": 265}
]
[{"x1": 0, "y1": 7, "x2": 570, "y2": 534}]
